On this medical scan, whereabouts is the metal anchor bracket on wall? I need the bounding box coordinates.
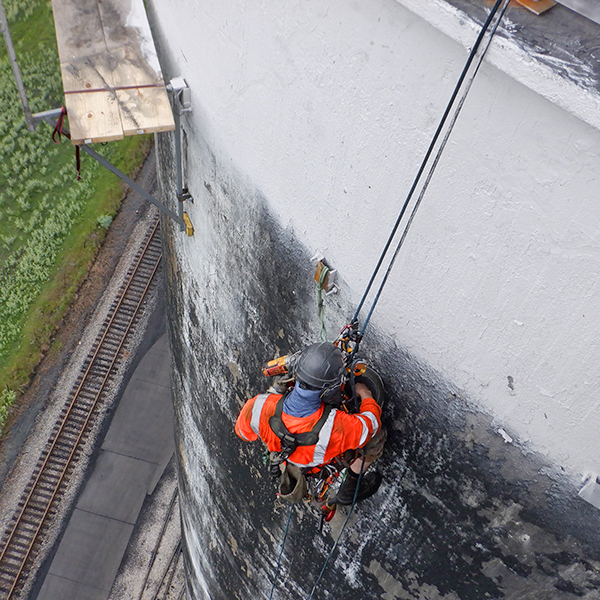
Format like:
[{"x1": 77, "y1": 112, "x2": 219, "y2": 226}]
[{"x1": 167, "y1": 76, "x2": 195, "y2": 236}]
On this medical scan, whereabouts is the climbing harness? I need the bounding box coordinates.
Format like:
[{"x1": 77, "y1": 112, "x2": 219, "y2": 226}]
[
  {"x1": 267, "y1": 455, "x2": 366, "y2": 600},
  {"x1": 265, "y1": 0, "x2": 511, "y2": 597},
  {"x1": 268, "y1": 392, "x2": 333, "y2": 479},
  {"x1": 306, "y1": 459, "x2": 365, "y2": 600}
]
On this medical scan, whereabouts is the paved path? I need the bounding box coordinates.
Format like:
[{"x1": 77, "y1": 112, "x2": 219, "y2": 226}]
[{"x1": 36, "y1": 334, "x2": 174, "y2": 600}]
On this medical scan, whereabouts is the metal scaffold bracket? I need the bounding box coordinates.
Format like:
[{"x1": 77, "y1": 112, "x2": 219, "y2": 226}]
[
  {"x1": 81, "y1": 142, "x2": 187, "y2": 229},
  {"x1": 168, "y1": 77, "x2": 195, "y2": 234},
  {"x1": 31, "y1": 82, "x2": 195, "y2": 236},
  {"x1": 1, "y1": 0, "x2": 194, "y2": 235},
  {"x1": 183, "y1": 213, "x2": 194, "y2": 236},
  {"x1": 80, "y1": 135, "x2": 194, "y2": 235}
]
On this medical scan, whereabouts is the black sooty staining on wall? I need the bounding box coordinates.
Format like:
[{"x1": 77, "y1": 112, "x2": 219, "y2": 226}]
[{"x1": 155, "y1": 131, "x2": 600, "y2": 600}]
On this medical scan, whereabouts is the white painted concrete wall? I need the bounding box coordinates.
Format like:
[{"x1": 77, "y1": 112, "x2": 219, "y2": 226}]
[{"x1": 150, "y1": 0, "x2": 600, "y2": 481}]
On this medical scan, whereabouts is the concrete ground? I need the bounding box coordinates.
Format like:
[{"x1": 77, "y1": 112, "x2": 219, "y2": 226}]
[
  {"x1": 109, "y1": 454, "x2": 184, "y2": 600},
  {"x1": 35, "y1": 333, "x2": 176, "y2": 600}
]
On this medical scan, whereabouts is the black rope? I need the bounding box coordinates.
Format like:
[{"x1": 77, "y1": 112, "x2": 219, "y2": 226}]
[
  {"x1": 305, "y1": 459, "x2": 366, "y2": 600},
  {"x1": 359, "y1": 0, "x2": 510, "y2": 337},
  {"x1": 268, "y1": 503, "x2": 295, "y2": 600},
  {"x1": 75, "y1": 144, "x2": 82, "y2": 181},
  {"x1": 50, "y1": 106, "x2": 83, "y2": 180},
  {"x1": 51, "y1": 106, "x2": 67, "y2": 143},
  {"x1": 270, "y1": 4, "x2": 510, "y2": 598},
  {"x1": 353, "y1": 0, "x2": 509, "y2": 337}
]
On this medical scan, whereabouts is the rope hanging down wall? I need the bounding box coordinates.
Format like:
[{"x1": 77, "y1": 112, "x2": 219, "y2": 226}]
[
  {"x1": 267, "y1": 1, "x2": 511, "y2": 598},
  {"x1": 353, "y1": 0, "x2": 511, "y2": 341}
]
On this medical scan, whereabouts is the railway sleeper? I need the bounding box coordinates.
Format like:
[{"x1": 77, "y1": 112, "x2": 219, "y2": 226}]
[
  {"x1": 58, "y1": 416, "x2": 87, "y2": 428},
  {"x1": 93, "y1": 354, "x2": 119, "y2": 366},
  {"x1": 130, "y1": 279, "x2": 151, "y2": 291},
  {"x1": 0, "y1": 569, "x2": 20, "y2": 583},
  {"x1": 5, "y1": 538, "x2": 32, "y2": 554},
  {"x1": 25, "y1": 497, "x2": 55, "y2": 513},
  {"x1": 70, "y1": 377, "x2": 98, "y2": 392},
  {"x1": 11, "y1": 521, "x2": 38, "y2": 536},
  {"x1": 0, "y1": 573, "x2": 21, "y2": 589},
  {"x1": 32, "y1": 481, "x2": 58, "y2": 496},
  {"x1": 62, "y1": 405, "x2": 90, "y2": 418},
  {"x1": 50, "y1": 434, "x2": 81, "y2": 450},
  {"x1": 128, "y1": 291, "x2": 149, "y2": 302},
  {"x1": 60, "y1": 418, "x2": 88, "y2": 431},
  {"x1": 77, "y1": 386, "x2": 104, "y2": 398},
  {"x1": 96, "y1": 343, "x2": 121, "y2": 356},
  {"x1": 120, "y1": 298, "x2": 143, "y2": 309},
  {"x1": 78, "y1": 381, "x2": 102, "y2": 401}
]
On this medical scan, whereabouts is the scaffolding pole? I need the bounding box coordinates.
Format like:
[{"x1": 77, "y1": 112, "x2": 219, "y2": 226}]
[{"x1": 0, "y1": 0, "x2": 35, "y2": 132}]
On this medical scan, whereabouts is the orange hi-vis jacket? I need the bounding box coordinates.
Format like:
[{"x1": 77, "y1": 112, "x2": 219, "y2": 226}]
[{"x1": 235, "y1": 393, "x2": 382, "y2": 468}]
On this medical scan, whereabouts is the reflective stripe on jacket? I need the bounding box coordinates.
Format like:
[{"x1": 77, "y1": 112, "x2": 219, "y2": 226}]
[{"x1": 235, "y1": 392, "x2": 381, "y2": 468}]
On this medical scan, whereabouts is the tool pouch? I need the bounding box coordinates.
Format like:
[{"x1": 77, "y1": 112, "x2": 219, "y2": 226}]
[{"x1": 278, "y1": 462, "x2": 308, "y2": 503}]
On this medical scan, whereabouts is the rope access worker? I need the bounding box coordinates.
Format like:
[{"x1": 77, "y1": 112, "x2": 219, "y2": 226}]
[{"x1": 235, "y1": 342, "x2": 386, "y2": 505}]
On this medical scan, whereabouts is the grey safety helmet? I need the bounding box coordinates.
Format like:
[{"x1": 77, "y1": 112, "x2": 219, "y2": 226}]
[{"x1": 294, "y1": 342, "x2": 344, "y2": 392}]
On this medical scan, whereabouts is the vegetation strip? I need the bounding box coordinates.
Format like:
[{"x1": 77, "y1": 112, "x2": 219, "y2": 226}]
[{"x1": 0, "y1": 0, "x2": 151, "y2": 431}]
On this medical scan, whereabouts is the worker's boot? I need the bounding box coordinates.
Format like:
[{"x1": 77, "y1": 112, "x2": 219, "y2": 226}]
[{"x1": 332, "y1": 469, "x2": 382, "y2": 505}]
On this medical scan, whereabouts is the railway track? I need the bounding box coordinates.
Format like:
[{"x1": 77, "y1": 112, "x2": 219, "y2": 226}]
[
  {"x1": 152, "y1": 540, "x2": 185, "y2": 600},
  {"x1": 0, "y1": 217, "x2": 163, "y2": 599},
  {"x1": 137, "y1": 487, "x2": 185, "y2": 600},
  {"x1": 145, "y1": 535, "x2": 184, "y2": 600}
]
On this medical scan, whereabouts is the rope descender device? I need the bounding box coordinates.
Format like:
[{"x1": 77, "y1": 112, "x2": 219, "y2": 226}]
[{"x1": 335, "y1": 320, "x2": 362, "y2": 358}]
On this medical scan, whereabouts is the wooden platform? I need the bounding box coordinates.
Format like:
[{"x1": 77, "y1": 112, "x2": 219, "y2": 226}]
[
  {"x1": 51, "y1": 0, "x2": 174, "y2": 145},
  {"x1": 514, "y1": 0, "x2": 556, "y2": 15}
]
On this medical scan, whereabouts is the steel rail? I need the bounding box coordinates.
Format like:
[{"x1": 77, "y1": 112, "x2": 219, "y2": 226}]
[
  {"x1": 150, "y1": 540, "x2": 183, "y2": 600},
  {"x1": 138, "y1": 487, "x2": 179, "y2": 600},
  {"x1": 0, "y1": 218, "x2": 162, "y2": 598}
]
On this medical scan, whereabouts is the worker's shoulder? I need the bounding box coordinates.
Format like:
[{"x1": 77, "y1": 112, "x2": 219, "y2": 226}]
[
  {"x1": 239, "y1": 392, "x2": 280, "y2": 415},
  {"x1": 249, "y1": 391, "x2": 282, "y2": 402},
  {"x1": 332, "y1": 397, "x2": 381, "y2": 421},
  {"x1": 251, "y1": 391, "x2": 283, "y2": 414}
]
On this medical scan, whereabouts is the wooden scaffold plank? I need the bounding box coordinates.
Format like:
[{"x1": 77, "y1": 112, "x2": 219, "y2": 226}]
[{"x1": 51, "y1": 0, "x2": 174, "y2": 144}]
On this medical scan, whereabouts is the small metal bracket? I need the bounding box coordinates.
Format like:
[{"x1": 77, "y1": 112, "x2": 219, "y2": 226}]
[
  {"x1": 31, "y1": 109, "x2": 192, "y2": 234},
  {"x1": 168, "y1": 77, "x2": 192, "y2": 115},
  {"x1": 81, "y1": 143, "x2": 187, "y2": 228},
  {"x1": 311, "y1": 253, "x2": 338, "y2": 296},
  {"x1": 168, "y1": 77, "x2": 194, "y2": 232},
  {"x1": 178, "y1": 187, "x2": 193, "y2": 204},
  {"x1": 579, "y1": 473, "x2": 600, "y2": 510}
]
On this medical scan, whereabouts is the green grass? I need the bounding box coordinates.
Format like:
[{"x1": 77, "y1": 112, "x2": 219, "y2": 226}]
[{"x1": 0, "y1": 0, "x2": 153, "y2": 431}]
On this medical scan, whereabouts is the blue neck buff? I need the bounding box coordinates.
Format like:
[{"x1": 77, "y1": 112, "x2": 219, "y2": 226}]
[{"x1": 283, "y1": 382, "x2": 323, "y2": 418}]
